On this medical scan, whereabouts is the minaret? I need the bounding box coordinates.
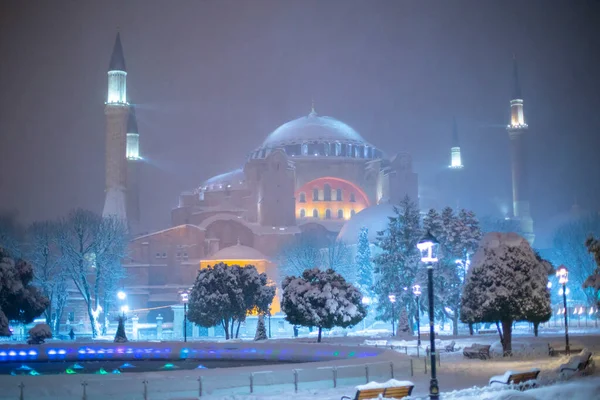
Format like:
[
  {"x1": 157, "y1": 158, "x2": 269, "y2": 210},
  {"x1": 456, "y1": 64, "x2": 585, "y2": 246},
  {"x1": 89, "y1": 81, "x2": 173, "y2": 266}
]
[
  {"x1": 103, "y1": 32, "x2": 129, "y2": 224},
  {"x1": 506, "y1": 56, "x2": 534, "y2": 244},
  {"x1": 449, "y1": 117, "x2": 463, "y2": 169},
  {"x1": 126, "y1": 107, "x2": 141, "y2": 229}
]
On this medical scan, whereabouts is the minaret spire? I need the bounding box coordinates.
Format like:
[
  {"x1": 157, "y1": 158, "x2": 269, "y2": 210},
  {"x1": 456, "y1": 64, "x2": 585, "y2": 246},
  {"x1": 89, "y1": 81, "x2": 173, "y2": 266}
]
[
  {"x1": 309, "y1": 98, "x2": 317, "y2": 117},
  {"x1": 109, "y1": 32, "x2": 127, "y2": 72},
  {"x1": 449, "y1": 117, "x2": 463, "y2": 169},
  {"x1": 506, "y1": 55, "x2": 534, "y2": 244}
]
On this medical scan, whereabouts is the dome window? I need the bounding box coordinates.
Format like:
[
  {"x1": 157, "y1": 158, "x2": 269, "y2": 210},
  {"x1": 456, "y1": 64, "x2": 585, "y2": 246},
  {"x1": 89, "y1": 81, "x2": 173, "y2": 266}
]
[
  {"x1": 335, "y1": 142, "x2": 341, "y2": 156},
  {"x1": 325, "y1": 209, "x2": 332, "y2": 219},
  {"x1": 299, "y1": 192, "x2": 306, "y2": 203},
  {"x1": 324, "y1": 184, "x2": 332, "y2": 201},
  {"x1": 301, "y1": 143, "x2": 308, "y2": 156},
  {"x1": 336, "y1": 188, "x2": 343, "y2": 201},
  {"x1": 300, "y1": 209, "x2": 306, "y2": 218},
  {"x1": 337, "y1": 209, "x2": 344, "y2": 219},
  {"x1": 313, "y1": 188, "x2": 319, "y2": 201},
  {"x1": 312, "y1": 209, "x2": 319, "y2": 218},
  {"x1": 350, "y1": 193, "x2": 356, "y2": 203},
  {"x1": 324, "y1": 142, "x2": 331, "y2": 156}
]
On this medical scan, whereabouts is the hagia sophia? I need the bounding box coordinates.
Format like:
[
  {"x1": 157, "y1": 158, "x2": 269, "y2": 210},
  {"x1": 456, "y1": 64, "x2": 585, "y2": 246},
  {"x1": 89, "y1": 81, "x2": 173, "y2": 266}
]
[{"x1": 93, "y1": 33, "x2": 533, "y2": 337}]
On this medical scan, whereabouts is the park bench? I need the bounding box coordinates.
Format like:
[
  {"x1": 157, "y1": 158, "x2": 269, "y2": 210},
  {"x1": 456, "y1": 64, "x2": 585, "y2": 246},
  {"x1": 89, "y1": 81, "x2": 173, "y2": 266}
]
[
  {"x1": 463, "y1": 344, "x2": 491, "y2": 359},
  {"x1": 341, "y1": 379, "x2": 414, "y2": 400},
  {"x1": 489, "y1": 368, "x2": 540, "y2": 390},
  {"x1": 363, "y1": 339, "x2": 389, "y2": 347},
  {"x1": 444, "y1": 340, "x2": 456, "y2": 352},
  {"x1": 559, "y1": 350, "x2": 593, "y2": 376}
]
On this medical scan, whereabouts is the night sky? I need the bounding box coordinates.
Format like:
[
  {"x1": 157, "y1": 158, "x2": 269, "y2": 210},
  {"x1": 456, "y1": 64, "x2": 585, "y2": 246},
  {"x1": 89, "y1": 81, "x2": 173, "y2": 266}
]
[{"x1": 1, "y1": 0, "x2": 599, "y2": 237}]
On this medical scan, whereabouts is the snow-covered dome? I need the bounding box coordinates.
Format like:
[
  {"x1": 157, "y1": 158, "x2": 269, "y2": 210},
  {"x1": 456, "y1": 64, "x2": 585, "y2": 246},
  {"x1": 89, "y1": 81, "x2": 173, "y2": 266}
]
[
  {"x1": 201, "y1": 168, "x2": 245, "y2": 191},
  {"x1": 262, "y1": 111, "x2": 367, "y2": 148},
  {"x1": 337, "y1": 203, "x2": 397, "y2": 244},
  {"x1": 209, "y1": 243, "x2": 267, "y2": 261}
]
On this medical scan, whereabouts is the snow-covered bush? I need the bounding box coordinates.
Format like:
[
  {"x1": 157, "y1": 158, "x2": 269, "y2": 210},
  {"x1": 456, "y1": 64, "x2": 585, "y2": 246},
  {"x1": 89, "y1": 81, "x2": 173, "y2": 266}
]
[
  {"x1": 114, "y1": 316, "x2": 128, "y2": 343},
  {"x1": 460, "y1": 232, "x2": 552, "y2": 356},
  {"x1": 0, "y1": 248, "x2": 49, "y2": 336},
  {"x1": 585, "y1": 236, "x2": 600, "y2": 307},
  {"x1": 254, "y1": 314, "x2": 267, "y2": 341},
  {"x1": 27, "y1": 323, "x2": 52, "y2": 344},
  {"x1": 281, "y1": 267, "x2": 367, "y2": 342},
  {"x1": 187, "y1": 263, "x2": 275, "y2": 340}
]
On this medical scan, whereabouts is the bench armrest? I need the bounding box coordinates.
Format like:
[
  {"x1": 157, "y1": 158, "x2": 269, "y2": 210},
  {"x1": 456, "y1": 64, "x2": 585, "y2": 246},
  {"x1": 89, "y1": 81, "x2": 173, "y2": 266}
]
[{"x1": 489, "y1": 379, "x2": 508, "y2": 385}]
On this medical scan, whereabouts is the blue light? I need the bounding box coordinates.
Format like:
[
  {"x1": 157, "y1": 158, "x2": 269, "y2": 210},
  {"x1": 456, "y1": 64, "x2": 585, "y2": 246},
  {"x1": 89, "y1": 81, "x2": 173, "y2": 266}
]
[
  {"x1": 48, "y1": 350, "x2": 57, "y2": 355},
  {"x1": 9, "y1": 351, "x2": 17, "y2": 356},
  {"x1": 78, "y1": 350, "x2": 86, "y2": 354},
  {"x1": 0, "y1": 352, "x2": 7, "y2": 356},
  {"x1": 18, "y1": 351, "x2": 27, "y2": 356},
  {"x1": 87, "y1": 350, "x2": 96, "y2": 354},
  {"x1": 28, "y1": 350, "x2": 37, "y2": 356},
  {"x1": 58, "y1": 349, "x2": 66, "y2": 355}
]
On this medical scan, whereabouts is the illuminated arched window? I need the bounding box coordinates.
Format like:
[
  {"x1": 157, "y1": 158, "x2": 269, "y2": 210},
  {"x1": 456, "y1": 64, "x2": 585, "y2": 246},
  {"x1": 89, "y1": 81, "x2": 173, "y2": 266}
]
[
  {"x1": 299, "y1": 192, "x2": 306, "y2": 203},
  {"x1": 350, "y1": 192, "x2": 356, "y2": 203},
  {"x1": 336, "y1": 188, "x2": 342, "y2": 201},
  {"x1": 324, "y1": 142, "x2": 330, "y2": 156},
  {"x1": 337, "y1": 209, "x2": 344, "y2": 219},
  {"x1": 335, "y1": 142, "x2": 341, "y2": 156},
  {"x1": 300, "y1": 209, "x2": 306, "y2": 218},
  {"x1": 312, "y1": 209, "x2": 319, "y2": 218},
  {"x1": 312, "y1": 188, "x2": 319, "y2": 201},
  {"x1": 302, "y1": 143, "x2": 308, "y2": 156},
  {"x1": 324, "y1": 184, "x2": 331, "y2": 201},
  {"x1": 351, "y1": 210, "x2": 356, "y2": 217},
  {"x1": 325, "y1": 209, "x2": 331, "y2": 219}
]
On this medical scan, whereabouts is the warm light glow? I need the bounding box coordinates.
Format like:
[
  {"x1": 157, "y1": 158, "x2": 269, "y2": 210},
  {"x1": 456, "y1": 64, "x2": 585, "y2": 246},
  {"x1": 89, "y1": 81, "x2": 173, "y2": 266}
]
[
  {"x1": 126, "y1": 133, "x2": 140, "y2": 160},
  {"x1": 547, "y1": 281, "x2": 552, "y2": 289},
  {"x1": 362, "y1": 297, "x2": 371, "y2": 305},
  {"x1": 412, "y1": 284, "x2": 421, "y2": 296},
  {"x1": 509, "y1": 99, "x2": 527, "y2": 128},
  {"x1": 107, "y1": 71, "x2": 127, "y2": 104},
  {"x1": 559, "y1": 287, "x2": 570, "y2": 296},
  {"x1": 556, "y1": 265, "x2": 568, "y2": 285},
  {"x1": 388, "y1": 294, "x2": 396, "y2": 303},
  {"x1": 120, "y1": 305, "x2": 129, "y2": 314},
  {"x1": 295, "y1": 177, "x2": 370, "y2": 221},
  {"x1": 117, "y1": 291, "x2": 127, "y2": 300},
  {"x1": 450, "y1": 147, "x2": 463, "y2": 169},
  {"x1": 417, "y1": 232, "x2": 439, "y2": 264},
  {"x1": 180, "y1": 291, "x2": 189, "y2": 304}
]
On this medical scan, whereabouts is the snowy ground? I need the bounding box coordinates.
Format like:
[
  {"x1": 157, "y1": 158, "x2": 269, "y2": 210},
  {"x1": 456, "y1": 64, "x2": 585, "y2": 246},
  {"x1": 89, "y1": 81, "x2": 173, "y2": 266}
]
[{"x1": 0, "y1": 329, "x2": 598, "y2": 399}]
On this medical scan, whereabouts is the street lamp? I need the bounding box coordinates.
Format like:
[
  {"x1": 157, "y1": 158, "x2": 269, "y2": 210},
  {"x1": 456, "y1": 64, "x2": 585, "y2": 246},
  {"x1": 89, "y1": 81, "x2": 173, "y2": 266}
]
[
  {"x1": 412, "y1": 284, "x2": 422, "y2": 347},
  {"x1": 179, "y1": 290, "x2": 190, "y2": 343},
  {"x1": 417, "y1": 231, "x2": 440, "y2": 400},
  {"x1": 388, "y1": 294, "x2": 396, "y2": 336},
  {"x1": 556, "y1": 265, "x2": 570, "y2": 354},
  {"x1": 120, "y1": 305, "x2": 129, "y2": 316},
  {"x1": 117, "y1": 291, "x2": 127, "y2": 318}
]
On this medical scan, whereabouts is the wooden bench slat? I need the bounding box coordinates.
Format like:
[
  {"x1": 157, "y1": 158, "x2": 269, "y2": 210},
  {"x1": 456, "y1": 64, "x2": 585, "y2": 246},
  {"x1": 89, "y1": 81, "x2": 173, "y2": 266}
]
[
  {"x1": 356, "y1": 388, "x2": 385, "y2": 400},
  {"x1": 383, "y1": 386, "x2": 412, "y2": 398}
]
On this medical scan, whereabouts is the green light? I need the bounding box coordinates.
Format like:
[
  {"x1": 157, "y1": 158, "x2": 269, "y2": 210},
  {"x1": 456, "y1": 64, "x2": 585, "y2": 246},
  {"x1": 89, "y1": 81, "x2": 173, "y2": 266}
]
[
  {"x1": 96, "y1": 368, "x2": 108, "y2": 375},
  {"x1": 65, "y1": 368, "x2": 76, "y2": 374},
  {"x1": 348, "y1": 351, "x2": 355, "y2": 357},
  {"x1": 29, "y1": 370, "x2": 40, "y2": 376},
  {"x1": 333, "y1": 351, "x2": 340, "y2": 356},
  {"x1": 163, "y1": 363, "x2": 175, "y2": 369}
]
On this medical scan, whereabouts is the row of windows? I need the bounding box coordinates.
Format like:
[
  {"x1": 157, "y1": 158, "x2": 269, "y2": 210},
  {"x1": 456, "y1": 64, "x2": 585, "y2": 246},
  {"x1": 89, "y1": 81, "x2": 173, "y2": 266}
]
[
  {"x1": 299, "y1": 209, "x2": 356, "y2": 219},
  {"x1": 154, "y1": 252, "x2": 189, "y2": 260},
  {"x1": 250, "y1": 142, "x2": 383, "y2": 160},
  {"x1": 299, "y1": 186, "x2": 356, "y2": 202}
]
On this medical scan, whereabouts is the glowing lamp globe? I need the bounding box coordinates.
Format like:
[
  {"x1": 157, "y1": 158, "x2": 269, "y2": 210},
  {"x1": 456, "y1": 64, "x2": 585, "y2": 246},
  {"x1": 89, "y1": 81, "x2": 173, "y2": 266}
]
[
  {"x1": 120, "y1": 305, "x2": 129, "y2": 314},
  {"x1": 180, "y1": 292, "x2": 189, "y2": 304},
  {"x1": 417, "y1": 231, "x2": 439, "y2": 263},
  {"x1": 388, "y1": 294, "x2": 396, "y2": 303},
  {"x1": 412, "y1": 284, "x2": 422, "y2": 297},
  {"x1": 117, "y1": 291, "x2": 126, "y2": 300},
  {"x1": 556, "y1": 265, "x2": 568, "y2": 285}
]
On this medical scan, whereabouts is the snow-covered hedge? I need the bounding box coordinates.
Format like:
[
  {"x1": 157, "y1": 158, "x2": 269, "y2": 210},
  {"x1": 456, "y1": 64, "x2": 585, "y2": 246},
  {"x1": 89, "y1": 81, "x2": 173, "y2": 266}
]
[{"x1": 27, "y1": 323, "x2": 52, "y2": 344}]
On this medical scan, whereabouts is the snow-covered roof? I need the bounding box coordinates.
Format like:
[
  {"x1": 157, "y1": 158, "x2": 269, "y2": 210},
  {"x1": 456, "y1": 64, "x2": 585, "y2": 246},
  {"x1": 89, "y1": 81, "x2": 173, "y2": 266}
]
[
  {"x1": 261, "y1": 111, "x2": 368, "y2": 148},
  {"x1": 208, "y1": 243, "x2": 267, "y2": 261},
  {"x1": 337, "y1": 203, "x2": 396, "y2": 244},
  {"x1": 202, "y1": 168, "x2": 245, "y2": 189}
]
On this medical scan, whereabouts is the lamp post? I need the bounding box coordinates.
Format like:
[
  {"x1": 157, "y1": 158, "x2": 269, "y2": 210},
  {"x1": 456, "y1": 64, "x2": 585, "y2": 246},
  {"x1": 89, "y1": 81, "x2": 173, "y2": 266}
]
[
  {"x1": 412, "y1": 284, "x2": 422, "y2": 347},
  {"x1": 417, "y1": 231, "x2": 440, "y2": 400},
  {"x1": 556, "y1": 265, "x2": 569, "y2": 354},
  {"x1": 388, "y1": 294, "x2": 396, "y2": 336},
  {"x1": 268, "y1": 307, "x2": 272, "y2": 339},
  {"x1": 179, "y1": 290, "x2": 190, "y2": 343},
  {"x1": 117, "y1": 290, "x2": 127, "y2": 318}
]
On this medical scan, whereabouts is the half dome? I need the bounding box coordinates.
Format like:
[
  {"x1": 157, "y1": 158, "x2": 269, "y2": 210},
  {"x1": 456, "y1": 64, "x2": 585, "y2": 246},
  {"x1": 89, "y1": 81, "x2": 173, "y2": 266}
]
[
  {"x1": 209, "y1": 243, "x2": 267, "y2": 261},
  {"x1": 337, "y1": 203, "x2": 396, "y2": 244}
]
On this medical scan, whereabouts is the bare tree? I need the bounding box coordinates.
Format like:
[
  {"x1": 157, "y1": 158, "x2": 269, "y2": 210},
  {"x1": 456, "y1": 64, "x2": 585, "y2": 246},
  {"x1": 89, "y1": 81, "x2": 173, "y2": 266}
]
[
  {"x1": 0, "y1": 210, "x2": 25, "y2": 259},
  {"x1": 277, "y1": 235, "x2": 323, "y2": 279},
  {"x1": 25, "y1": 221, "x2": 68, "y2": 334},
  {"x1": 323, "y1": 239, "x2": 355, "y2": 283}
]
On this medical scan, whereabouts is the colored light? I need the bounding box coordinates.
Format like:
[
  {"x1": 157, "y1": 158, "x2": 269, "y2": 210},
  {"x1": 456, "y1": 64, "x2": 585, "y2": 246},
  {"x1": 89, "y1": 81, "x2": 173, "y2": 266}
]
[
  {"x1": 58, "y1": 349, "x2": 66, "y2": 355},
  {"x1": 18, "y1": 351, "x2": 27, "y2": 356},
  {"x1": 112, "y1": 369, "x2": 121, "y2": 374},
  {"x1": 72, "y1": 363, "x2": 84, "y2": 369},
  {"x1": 96, "y1": 368, "x2": 108, "y2": 375},
  {"x1": 196, "y1": 365, "x2": 207, "y2": 369},
  {"x1": 28, "y1": 350, "x2": 37, "y2": 356},
  {"x1": 8, "y1": 351, "x2": 16, "y2": 356},
  {"x1": 78, "y1": 350, "x2": 86, "y2": 354},
  {"x1": 87, "y1": 350, "x2": 96, "y2": 354},
  {"x1": 0, "y1": 352, "x2": 7, "y2": 356},
  {"x1": 65, "y1": 368, "x2": 76, "y2": 374},
  {"x1": 29, "y1": 370, "x2": 40, "y2": 376},
  {"x1": 48, "y1": 350, "x2": 57, "y2": 355}
]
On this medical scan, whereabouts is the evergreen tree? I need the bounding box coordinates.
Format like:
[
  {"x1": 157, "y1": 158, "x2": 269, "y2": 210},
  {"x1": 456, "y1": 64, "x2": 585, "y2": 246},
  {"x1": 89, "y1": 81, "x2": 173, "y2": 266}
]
[
  {"x1": 461, "y1": 232, "x2": 552, "y2": 355},
  {"x1": 254, "y1": 314, "x2": 268, "y2": 341},
  {"x1": 373, "y1": 196, "x2": 422, "y2": 334},
  {"x1": 281, "y1": 268, "x2": 366, "y2": 342},
  {"x1": 584, "y1": 235, "x2": 600, "y2": 308},
  {"x1": 423, "y1": 207, "x2": 482, "y2": 336},
  {"x1": 356, "y1": 227, "x2": 373, "y2": 299},
  {"x1": 114, "y1": 316, "x2": 128, "y2": 343},
  {"x1": 397, "y1": 306, "x2": 410, "y2": 336}
]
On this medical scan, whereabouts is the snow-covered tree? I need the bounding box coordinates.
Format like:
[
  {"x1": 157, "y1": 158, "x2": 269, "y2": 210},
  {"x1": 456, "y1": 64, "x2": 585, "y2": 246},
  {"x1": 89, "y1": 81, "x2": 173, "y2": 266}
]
[
  {"x1": 423, "y1": 207, "x2": 482, "y2": 335},
  {"x1": 187, "y1": 263, "x2": 275, "y2": 340},
  {"x1": 281, "y1": 267, "x2": 366, "y2": 342},
  {"x1": 277, "y1": 235, "x2": 323, "y2": 279},
  {"x1": 57, "y1": 209, "x2": 128, "y2": 338},
  {"x1": 480, "y1": 215, "x2": 521, "y2": 235},
  {"x1": 25, "y1": 221, "x2": 69, "y2": 334},
  {"x1": 460, "y1": 232, "x2": 552, "y2": 355},
  {"x1": 323, "y1": 239, "x2": 355, "y2": 283},
  {"x1": 355, "y1": 227, "x2": 373, "y2": 299},
  {"x1": 0, "y1": 248, "x2": 49, "y2": 336},
  {"x1": 114, "y1": 315, "x2": 128, "y2": 343},
  {"x1": 373, "y1": 196, "x2": 421, "y2": 334},
  {"x1": 254, "y1": 314, "x2": 267, "y2": 341},
  {"x1": 397, "y1": 306, "x2": 410, "y2": 336},
  {"x1": 27, "y1": 323, "x2": 52, "y2": 344},
  {"x1": 584, "y1": 235, "x2": 600, "y2": 307},
  {"x1": 553, "y1": 214, "x2": 600, "y2": 306},
  {"x1": 0, "y1": 210, "x2": 25, "y2": 259}
]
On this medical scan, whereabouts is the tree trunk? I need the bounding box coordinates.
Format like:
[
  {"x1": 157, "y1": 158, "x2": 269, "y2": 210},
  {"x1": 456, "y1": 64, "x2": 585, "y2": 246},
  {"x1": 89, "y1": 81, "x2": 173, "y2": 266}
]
[
  {"x1": 495, "y1": 321, "x2": 504, "y2": 346},
  {"x1": 452, "y1": 314, "x2": 459, "y2": 336},
  {"x1": 230, "y1": 319, "x2": 235, "y2": 339},
  {"x1": 501, "y1": 319, "x2": 513, "y2": 356},
  {"x1": 235, "y1": 320, "x2": 241, "y2": 339},
  {"x1": 223, "y1": 320, "x2": 230, "y2": 340},
  {"x1": 533, "y1": 321, "x2": 539, "y2": 337},
  {"x1": 468, "y1": 323, "x2": 474, "y2": 336},
  {"x1": 86, "y1": 302, "x2": 97, "y2": 338},
  {"x1": 293, "y1": 325, "x2": 299, "y2": 337},
  {"x1": 317, "y1": 326, "x2": 322, "y2": 343}
]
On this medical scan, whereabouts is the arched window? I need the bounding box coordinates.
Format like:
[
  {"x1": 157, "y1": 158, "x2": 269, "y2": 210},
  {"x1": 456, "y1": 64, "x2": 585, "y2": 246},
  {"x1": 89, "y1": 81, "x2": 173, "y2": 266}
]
[
  {"x1": 312, "y1": 209, "x2": 319, "y2": 218},
  {"x1": 299, "y1": 192, "x2": 306, "y2": 203},
  {"x1": 302, "y1": 143, "x2": 308, "y2": 156},
  {"x1": 300, "y1": 209, "x2": 306, "y2": 218},
  {"x1": 324, "y1": 142, "x2": 330, "y2": 156},
  {"x1": 350, "y1": 192, "x2": 356, "y2": 203},
  {"x1": 337, "y1": 209, "x2": 344, "y2": 219},
  {"x1": 324, "y1": 184, "x2": 331, "y2": 201},
  {"x1": 313, "y1": 188, "x2": 319, "y2": 201},
  {"x1": 351, "y1": 210, "x2": 356, "y2": 217},
  {"x1": 325, "y1": 209, "x2": 331, "y2": 219},
  {"x1": 336, "y1": 189, "x2": 342, "y2": 201},
  {"x1": 335, "y1": 142, "x2": 341, "y2": 156}
]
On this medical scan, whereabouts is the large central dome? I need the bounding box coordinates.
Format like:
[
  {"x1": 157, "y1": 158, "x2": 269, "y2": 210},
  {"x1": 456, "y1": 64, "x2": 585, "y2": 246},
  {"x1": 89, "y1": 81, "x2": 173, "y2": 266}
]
[{"x1": 262, "y1": 110, "x2": 367, "y2": 148}]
